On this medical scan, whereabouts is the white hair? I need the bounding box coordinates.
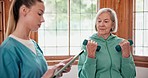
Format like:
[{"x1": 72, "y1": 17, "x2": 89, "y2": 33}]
[{"x1": 95, "y1": 8, "x2": 118, "y2": 33}]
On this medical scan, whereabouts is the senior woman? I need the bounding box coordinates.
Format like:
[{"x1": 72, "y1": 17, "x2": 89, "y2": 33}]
[{"x1": 78, "y1": 8, "x2": 136, "y2": 78}]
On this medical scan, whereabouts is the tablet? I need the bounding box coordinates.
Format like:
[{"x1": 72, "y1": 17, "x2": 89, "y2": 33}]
[{"x1": 52, "y1": 50, "x2": 84, "y2": 78}]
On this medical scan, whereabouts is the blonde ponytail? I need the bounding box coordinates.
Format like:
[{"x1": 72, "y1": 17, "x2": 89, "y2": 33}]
[{"x1": 5, "y1": 0, "x2": 16, "y2": 38}]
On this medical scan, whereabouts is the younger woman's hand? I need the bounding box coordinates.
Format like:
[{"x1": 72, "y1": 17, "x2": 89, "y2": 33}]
[
  {"x1": 41, "y1": 65, "x2": 57, "y2": 78},
  {"x1": 42, "y1": 57, "x2": 73, "y2": 78},
  {"x1": 59, "y1": 57, "x2": 73, "y2": 73}
]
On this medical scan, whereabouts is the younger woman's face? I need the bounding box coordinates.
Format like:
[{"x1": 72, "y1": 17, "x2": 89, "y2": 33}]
[
  {"x1": 24, "y1": 1, "x2": 45, "y2": 31},
  {"x1": 96, "y1": 12, "x2": 114, "y2": 36}
]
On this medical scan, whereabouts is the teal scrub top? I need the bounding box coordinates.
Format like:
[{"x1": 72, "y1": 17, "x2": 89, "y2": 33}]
[{"x1": 0, "y1": 37, "x2": 48, "y2": 78}]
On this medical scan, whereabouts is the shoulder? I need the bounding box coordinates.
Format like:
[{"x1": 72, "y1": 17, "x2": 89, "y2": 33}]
[
  {"x1": 0, "y1": 37, "x2": 21, "y2": 57},
  {"x1": 0, "y1": 38, "x2": 23, "y2": 63},
  {"x1": 0, "y1": 44, "x2": 19, "y2": 62},
  {"x1": 111, "y1": 34, "x2": 124, "y2": 42},
  {"x1": 89, "y1": 33, "x2": 100, "y2": 41},
  {"x1": 89, "y1": 33, "x2": 98, "y2": 39},
  {"x1": 1, "y1": 37, "x2": 17, "y2": 50}
]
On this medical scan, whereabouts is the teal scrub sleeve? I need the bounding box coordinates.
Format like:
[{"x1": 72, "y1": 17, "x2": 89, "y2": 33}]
[{"x1": 0, "y1": 48, "x2": 20, "y2": 78}]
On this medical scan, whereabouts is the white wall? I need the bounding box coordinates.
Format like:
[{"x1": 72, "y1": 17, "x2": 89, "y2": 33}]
[
  {"x1": 61, "y1": 66, "x2": 148, "y2": 78},
  {"x1": 136, "y1": 67, "x2": 148, "y2": 78}
]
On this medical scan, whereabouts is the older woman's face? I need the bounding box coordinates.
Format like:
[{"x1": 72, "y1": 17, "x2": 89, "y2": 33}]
[{"x1": 96, "y1": 12, "x2": 113, "y2": 36}]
